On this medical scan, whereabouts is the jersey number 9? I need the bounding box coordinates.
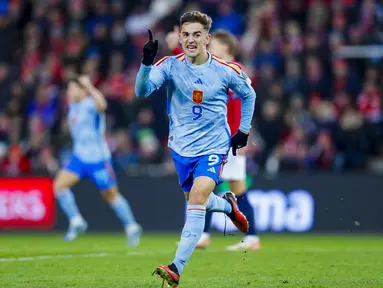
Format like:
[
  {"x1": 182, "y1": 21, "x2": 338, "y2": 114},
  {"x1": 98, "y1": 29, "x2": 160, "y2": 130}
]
[{"x1": 192, "y1": 105, "x2": 203, "y2": 120}]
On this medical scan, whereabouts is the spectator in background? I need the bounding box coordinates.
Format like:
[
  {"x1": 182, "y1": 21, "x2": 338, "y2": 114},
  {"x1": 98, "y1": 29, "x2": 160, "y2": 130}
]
[
  {"x1": 35, "y1": 146, "x2": 59, "y2": 175},
  {"x1": 357, "y1": 80, "x2": 383, "y2": 154},
  {"x1": 332, "y1": 59, "x2": 361, "y2": 99},
  {"x1": 335, "y1": 107, "x2": 368, "y2": 169},
  {"x1": 257, "y1": 99, "x2": 285, "y2": 164},
  {"x1": 0, "y1": 12, "x2": 17, "y2": 64},
  {"x1": 130, "y1": 107, "x2": 163, "y2": 164},
  {"x1": 112, "y1": 130, "x2": 138, "y2": 169},
  {"x1": 311, "y1": 100, "x2": 337, "y2": 132},
  {"x1": 103, "y1": 51, "x2": 129, "y2": 129},
  {"x1": 284, "y1": 94, "x2": 316, "y2": 136},
  {"x1": 276, "y1": 126, "x2": 308, "y2": 170},
  {"x1": 306, "y1": 131, "x2": 335, "y2": 170},
  {"x1": 254, "y1": 39, "x2": 283, "y2": 72},
  {"x1": 306, "y1": 56, "x2": 331, "y2": 102},
  {"x1": 211, "y1": 0, "x2": 244, "y2": 36},
  {"x1": 0, "y1": 112, "x2": 10, "y2": 144},
  {"x1": 283, "y1": 58, "x2": 307, "y2": 97},
  {"x1": 27, "y1": 83, "x2": 58, "y2": 129},
  {"x1": 0, "y1": 63, "x2": 11, "y2": 111},
  {"x1": 1, "y1": 143, "x2": 31, "y2": 176},
  {"x1": 0, "y1": 0, "x2": 381, "y2": 176}
]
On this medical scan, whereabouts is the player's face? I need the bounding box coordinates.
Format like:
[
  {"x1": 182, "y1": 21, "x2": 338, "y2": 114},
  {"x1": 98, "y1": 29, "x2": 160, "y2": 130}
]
[
  {"x1": 208, "y1": 38, "x2": 230, "y2": 60},
  {"x1": 180, "y1": 22, "x2": 211, "y2": 59},
  {"x1": 68, "y1": 82, "x2": 87, "y2": 102}
]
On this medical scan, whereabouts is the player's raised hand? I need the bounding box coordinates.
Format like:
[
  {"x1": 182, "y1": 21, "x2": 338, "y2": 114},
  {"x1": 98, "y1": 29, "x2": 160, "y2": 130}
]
[
  {"x1": 166, "y1": 25, "x2": 180, "y2": 51},
  {"x1": 231, "y1": 130, "x2": 249, "y2": 156},
  {"x1": 78, "y1": 75, "x2": 93, "y2": 88},
  {"x1": 142, "y1": 29, "x2": 159, "y2": 66}
]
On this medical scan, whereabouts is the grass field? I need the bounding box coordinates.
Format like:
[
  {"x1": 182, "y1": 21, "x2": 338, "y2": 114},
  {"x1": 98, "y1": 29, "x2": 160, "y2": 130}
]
[{"x1": 0, "y1": 233, "x2": 382, "y2": 288}]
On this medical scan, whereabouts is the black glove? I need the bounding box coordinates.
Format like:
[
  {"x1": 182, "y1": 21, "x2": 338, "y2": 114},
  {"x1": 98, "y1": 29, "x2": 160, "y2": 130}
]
[
  {"x1": 231, "y1": 130, "x2": 249, "y2": 156},
  {"x1": 142, "y1": 29, "x2": 158, "y2": 66}
]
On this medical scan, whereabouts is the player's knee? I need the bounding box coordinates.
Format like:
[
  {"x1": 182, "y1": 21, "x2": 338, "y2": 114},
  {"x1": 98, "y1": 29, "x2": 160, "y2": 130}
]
[
  {"x1": 102, "y1": 187, "x2": 119, "y2": 202},
  {"x1": 188, "y1": 192, "x2": 207, "y2": 205},
  {"x1": 184, "y1": 192, "x2": 190, "y2": 201},
  {"x1": 189, "y1": 177, "x2": 216, "y2": 205},
  {"x1": 53, "y1": 178, "x2": 65, "y2": 194}
]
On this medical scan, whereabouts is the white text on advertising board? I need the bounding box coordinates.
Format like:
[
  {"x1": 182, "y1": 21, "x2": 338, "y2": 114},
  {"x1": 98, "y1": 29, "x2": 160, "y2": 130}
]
[
  {"x1": 211, "y1": 190, "x2": 315, "y2": 232},
  {"x1": 0, "y1": 190, "x2": 46, "y2": 221}
]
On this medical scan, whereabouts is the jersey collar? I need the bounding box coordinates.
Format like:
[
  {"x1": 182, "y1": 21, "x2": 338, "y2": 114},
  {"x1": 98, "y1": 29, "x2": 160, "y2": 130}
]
[{"x1": 183, "y1": 51, "x2": 212, "y2": 68}]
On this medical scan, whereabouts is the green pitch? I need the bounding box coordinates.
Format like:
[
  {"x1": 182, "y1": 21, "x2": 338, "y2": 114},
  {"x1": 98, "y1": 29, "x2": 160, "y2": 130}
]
[{"x1": 0, "y1": 233, "x2": 382, "y2": 288}]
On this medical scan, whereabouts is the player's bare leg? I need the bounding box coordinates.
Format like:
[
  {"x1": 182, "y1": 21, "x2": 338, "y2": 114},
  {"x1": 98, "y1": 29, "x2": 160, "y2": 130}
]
[
  {"x1": 226, "y1": 179, "x2": 261, "y2": 251},
  {"x1": 54, "y1": 169, "x2": 87, "y2": 241},
  {"x1": 101, "y1": 186, "x2": 142, "y2": 247}
]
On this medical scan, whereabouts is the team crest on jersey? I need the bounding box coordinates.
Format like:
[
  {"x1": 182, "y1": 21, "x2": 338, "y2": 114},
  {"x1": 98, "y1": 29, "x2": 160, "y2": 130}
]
[{"x1": 192, "y1": 90, "x2": 204, "y2": 104}]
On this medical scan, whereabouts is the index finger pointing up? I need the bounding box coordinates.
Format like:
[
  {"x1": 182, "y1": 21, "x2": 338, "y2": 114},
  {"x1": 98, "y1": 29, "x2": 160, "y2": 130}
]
[{"x1": 148, "y1": 29, "x2": 153, "y2": 41}]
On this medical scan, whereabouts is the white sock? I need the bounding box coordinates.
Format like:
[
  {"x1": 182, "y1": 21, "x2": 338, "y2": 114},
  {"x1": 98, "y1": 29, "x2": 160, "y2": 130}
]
[{"x1": 70, "y1": 215, "x2": 84, "y2": 226}]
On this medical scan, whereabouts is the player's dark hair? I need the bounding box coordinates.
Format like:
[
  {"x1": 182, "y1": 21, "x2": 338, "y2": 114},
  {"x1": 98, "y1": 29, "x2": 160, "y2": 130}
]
[
  {"x1": 180, "y1": 11, "x2": 213, "y2": 32},
  {"x1": 212, "y1": 29, "x2": 238, "y2": 57}
]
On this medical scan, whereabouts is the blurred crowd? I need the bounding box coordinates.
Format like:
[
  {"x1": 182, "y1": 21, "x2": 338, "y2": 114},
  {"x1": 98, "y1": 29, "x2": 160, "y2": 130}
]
[{"x1": 0, "y1": 0, "x2": 382, "y2": 176}]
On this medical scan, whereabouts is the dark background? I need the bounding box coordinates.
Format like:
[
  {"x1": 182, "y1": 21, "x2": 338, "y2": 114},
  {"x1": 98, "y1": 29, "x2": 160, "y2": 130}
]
[{"x1": 49, "y1": 173, "x2": 383, "y2": 233}]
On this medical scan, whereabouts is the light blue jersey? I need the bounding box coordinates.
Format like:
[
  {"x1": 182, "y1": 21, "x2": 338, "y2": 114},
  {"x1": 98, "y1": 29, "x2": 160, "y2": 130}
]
[
  {"x1": 135, "y1": 52, "x2": 256, "y2": 157},
  {"x1": 68, "y1": 97, "x2": 111, "y2": 163}
]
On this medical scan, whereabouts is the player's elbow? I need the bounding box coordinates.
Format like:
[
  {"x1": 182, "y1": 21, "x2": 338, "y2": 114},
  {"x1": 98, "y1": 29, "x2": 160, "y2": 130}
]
[
  {"x1": 97, "y1": 102, "x2": 107, "y2": 112},
  {"x1": 135, "y1": 86, "x2": 150, "y2": 98},
  {"x1": 242, "y1": 90, "x2": 256, "y2": 102}
]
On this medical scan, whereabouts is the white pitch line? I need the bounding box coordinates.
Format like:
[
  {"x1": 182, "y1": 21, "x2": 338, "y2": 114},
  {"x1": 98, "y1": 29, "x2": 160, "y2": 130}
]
[
  {"x1": 0, "y1": 250, "x2": 175, "y2": 263},
  {"x1": 0, "y1": 252, "x2": 110, "y2": 263}
]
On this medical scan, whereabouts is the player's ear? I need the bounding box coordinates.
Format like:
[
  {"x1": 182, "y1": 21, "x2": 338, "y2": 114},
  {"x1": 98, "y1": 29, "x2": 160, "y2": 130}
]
[
  {"x1": 205, "y1": 33, "x2": 211, "y2": 46},
  {"x1": 179, "y1": 26, "x2": 183, "y2": 45}
]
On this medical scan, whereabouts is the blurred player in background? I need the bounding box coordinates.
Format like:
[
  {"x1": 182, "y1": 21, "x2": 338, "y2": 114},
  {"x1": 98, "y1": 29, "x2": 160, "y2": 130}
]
[
  {"x1": 53, "y1": 75, "x2": 142, "y2": 247},
  {"x1": 167, "y1": 27, "x2": 261, "y2": 252},
  {"x1": 135, "y1": 11, "x2": 256, "y2": 287}
]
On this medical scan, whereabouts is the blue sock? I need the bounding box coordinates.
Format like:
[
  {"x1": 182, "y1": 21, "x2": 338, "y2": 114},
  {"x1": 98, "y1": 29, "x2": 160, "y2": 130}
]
[
  {"x1": 237, "y1": 193, "x2": 257, "y2": 236},
  {"x1": 56, "y1": 188, "x2": 81, "y2": 221},
  {"x1": 206, "y1": 193, "x2": 232, "y2": 213},
  {"x1": 173, "y1": 205, "x2": 206, "y2": 274},
  {"x1": 109, "y1": 194, "x2": 136, "y2": 226},
  {"x1": 203, "y1": 211, "x2": 212, "y2": 233}
]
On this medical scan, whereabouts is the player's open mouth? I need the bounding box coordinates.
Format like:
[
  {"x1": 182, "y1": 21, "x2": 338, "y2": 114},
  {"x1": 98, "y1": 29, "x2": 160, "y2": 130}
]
[{"x1": 186, "y1": 45, "x2": 197, "y2": 52}]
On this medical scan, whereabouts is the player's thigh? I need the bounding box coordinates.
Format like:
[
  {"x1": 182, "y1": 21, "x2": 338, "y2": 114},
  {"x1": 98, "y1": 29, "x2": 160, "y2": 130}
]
[
  {"x1": 54, "y1": 156, "x2": 83, "y2": 192},
  {"x1": 189, "y1": 176, "x2": 216, "y2": 205},
  {"x1": 87, "y1": 160, "x2": 118, "y2": 192},
  {"x1": 54, "y1": 170, "x2": 80, "y2": 192},
  {"x1": 228, "y1": 180, "x2": 247, "y2": 196},
  {"x1": 184, "y1": 192, "x2": 190, "y2": 201},
  {"x1": 171, "y1": 150, "x2": 194, "y2": 193},
  {"x1": 189, "y1": 154, "x2": 226, "y2": 205}
]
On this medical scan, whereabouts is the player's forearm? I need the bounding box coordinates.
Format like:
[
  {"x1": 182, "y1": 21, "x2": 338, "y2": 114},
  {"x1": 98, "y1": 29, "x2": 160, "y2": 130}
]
[
  {"x1": 239, "y1": 91, "x2": 256, "y2": 133},
  {"x1": 135, "y1": 64, "x2": 156, "y2": 98},
  {"x1": 87, "y1": 85, "x2": 107, "y2": 111}
]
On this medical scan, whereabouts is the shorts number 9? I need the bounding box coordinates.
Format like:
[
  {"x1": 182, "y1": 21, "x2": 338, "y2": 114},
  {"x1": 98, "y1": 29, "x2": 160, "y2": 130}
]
[{"x1": 192, "y1": 105, "x2": 203, "y2": 120}]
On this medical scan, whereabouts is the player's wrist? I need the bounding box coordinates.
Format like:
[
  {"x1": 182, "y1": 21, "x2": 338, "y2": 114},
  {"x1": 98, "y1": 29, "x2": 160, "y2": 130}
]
[{"x1": 140, "y1": 62, "x2": 153, "y2": 69}]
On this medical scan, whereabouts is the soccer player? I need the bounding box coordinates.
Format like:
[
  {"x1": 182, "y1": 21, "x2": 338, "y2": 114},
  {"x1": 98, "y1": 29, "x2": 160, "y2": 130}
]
[
  {"x1": 135, "y1": 11, "x2": 256, "y2": 287},
  {"x1": 166, "y1": 28, "x2": 261, "y2": 251},
  {"x1": 53, "y1": 75, "x2": 142, "y2": 247}
]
